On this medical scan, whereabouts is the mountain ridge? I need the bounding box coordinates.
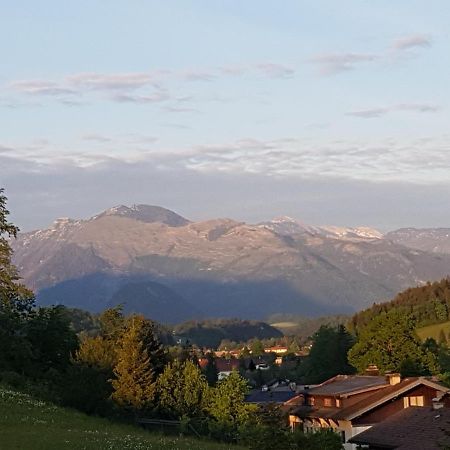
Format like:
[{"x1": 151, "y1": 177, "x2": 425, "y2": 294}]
[{"x1": 11, "y1": 204, "x2": 450, "y2": 321}]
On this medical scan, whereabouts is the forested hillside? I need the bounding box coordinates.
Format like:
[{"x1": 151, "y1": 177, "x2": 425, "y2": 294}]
[{"x1": 349, "y1": 278, "x2": 450, "y2": 332}]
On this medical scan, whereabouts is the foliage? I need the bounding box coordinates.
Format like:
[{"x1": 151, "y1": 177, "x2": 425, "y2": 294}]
[
  {"x1": 173, "y1": 318, "x2": 282, "y2": 349},
  {"x1": 208, "y1": 370, "x2": 258, "y2": 440},
  {"x1": 302, "y1": 325, "x2": 356, "y2": 383},
  {"x1": 349, "y1": 278, "x2": 450, "y2": 333},
  {"x1": 290, "y1": 428, "x2": 344, "y2": 450},
  {"x1": 348, "y1": 310, "x2": 438, "y2": 374},
  {"x1": 111, "y1": 315, "x2": 163, "y2": 412},
  {"x1": 203, "y1": 352, "x2": 218, "y2": 385},
  {"x1": 156, "y1": 359, "x2": 210, "y2": 418},
  {"x1": 249, "y1": 339, "x2": 265, "y2": 356},
  {"x1": 0, "y1": 189, "x2": 37, "y2": 373},
  {"x1": 268, "y1": 313, "x2": 350, "y2": 341}
]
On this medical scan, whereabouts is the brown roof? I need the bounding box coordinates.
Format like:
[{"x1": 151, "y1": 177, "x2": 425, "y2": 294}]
[
  {"x1": 308, "y1": 375, "x2": 388, "y2": 396},
  {"x1": 288, "y1": 377, "x2": 449, "y2": 422},
  {"x1": 215, "y1": 358, "x2": 240, "y2": 372},
  {"x1": 334, "y1": 377, "x2": 449, "y2": 421},
  {"x1": 349, "y1": 407, "x2": 450, "y2": 450}
]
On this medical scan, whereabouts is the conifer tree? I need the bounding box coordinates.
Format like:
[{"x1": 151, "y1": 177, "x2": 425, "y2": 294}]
[{"x1": 111, "y1": 315, "x2": 157, "y2": 411}]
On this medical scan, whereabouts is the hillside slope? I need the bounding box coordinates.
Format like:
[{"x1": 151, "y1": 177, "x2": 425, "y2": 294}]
[{"x1": 0, "y1": 385, "x2": 241, "y2": 450}]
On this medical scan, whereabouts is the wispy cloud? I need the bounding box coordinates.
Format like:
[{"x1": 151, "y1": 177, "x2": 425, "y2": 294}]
[
  {"x1": 182, "y1": 70, "x2": 216, "y2": 82},
  {"x1": 82, "y1": 134, "x2": 112, "y2": 143},
  {"x1": 112, "y1": 90, "x2": 170, "y2": 104},
  {"x1": 309, "y1": 53, "x2": 377, "y2": 75},
  {"x1": 392, "y1": 34, "x2": 432, "y2": 51},
  {"x1": 255, "y1": 63, "x2": 294, "y2": 78},
  {"x1": 10, "y1": 80, "x2": 76, "y2": 96},
  {"x1": 347, "y1": 103, "x2": 439, "y2": 118},
  {"x1": 66, "y1": 72, "x2": 162, "y2": 90}
]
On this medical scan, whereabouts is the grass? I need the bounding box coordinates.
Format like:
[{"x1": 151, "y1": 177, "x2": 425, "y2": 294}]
[
  {"x1": 416, "y1": 320, "x2": 450, "y2": 342},
  {"x1": 0, "y1": 385, "x2": 244, "y2": 450}
]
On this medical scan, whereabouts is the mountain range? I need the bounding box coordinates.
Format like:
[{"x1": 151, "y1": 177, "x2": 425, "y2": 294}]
[{"x1": 12, "y1": 204, "x2": 450, "y2": 323}]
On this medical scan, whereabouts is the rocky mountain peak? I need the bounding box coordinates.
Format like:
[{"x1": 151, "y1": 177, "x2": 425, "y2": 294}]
[{"x1": 93, "y1": 204, "x2": 190, "y2": 227}]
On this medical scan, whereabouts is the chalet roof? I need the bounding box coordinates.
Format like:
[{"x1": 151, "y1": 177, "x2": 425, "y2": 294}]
[
  {"x1": 306, "y1": 375, "x2": 388, "y2": 396},
  {"x1": 334, "y1": 377, "x2": 449, "y2": 421},
  {"x1": 288, "y1": 376, "x2": 449, "y2": 422},
  {"x1": 349, "y1": 407, "x2": 450, "y2": 450}
]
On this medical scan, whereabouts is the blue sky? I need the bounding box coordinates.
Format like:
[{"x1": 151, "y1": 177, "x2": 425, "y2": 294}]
[{"x1": 1, "y1": 1, "x2": 450, "y2": 230}]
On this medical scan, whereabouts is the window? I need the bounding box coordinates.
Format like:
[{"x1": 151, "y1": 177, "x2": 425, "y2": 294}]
[
  {"x1": 404, "y1": 396, "x2": 424, "y2": 407},
  {"x1": 323, "y1": 398, "x2": 332, "y2": 407},
  {"x1": 307, "y1": 396, "x2": 315, "y2": 406},
  {"x1": 340, "y1": 430, "x2": 346, "y2": 443},
  {"x1": 336, "y1": 398, "x2": 341, "y2": 407}
]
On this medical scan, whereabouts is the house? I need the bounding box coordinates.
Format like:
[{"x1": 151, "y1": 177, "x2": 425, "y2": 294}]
[
  {"x1": 215, "y1": 358, "x2": 240, "y2": 380},
  {"x1": 264, "y1": 345, "x2": 289, "y2": 355},
  {"x1": 349, "y1": 405, "x2": 450, "y2": 449},
  {"x1": 284, "y1": 373, "x2": 449, "y2": 450}
]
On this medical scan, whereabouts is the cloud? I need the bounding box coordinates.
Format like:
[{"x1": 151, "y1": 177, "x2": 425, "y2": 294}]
[
  {"x1": 347, "y1": 103, "x2": 440, "y2": 118},
  {"x1": 3, "y1": 146, "x2": 450, "y2": 233},
  {"x1": 112, "y1": 90, "x2": 170, "y2": 104},
  {"x1": 66, "y1": 72, "x2": 160, "y2": 91},
  {"x1": 10, "y1": 80, "x2": 76, "y2": 96},
  {"x1": 219, "y1": 64, "x2": 246, "y2": 76},
  {"x1": 82, "y1": 134, "x2": 112, "y2": 143},
  {"x1": 309, "y1": 53, "x2": 377, "y2": 75},
  {"x1": 392, "y1": 34, "x2": 432, "y2": 51},
  {"x1": 182, "y1": 70, "x2": 216, "y2": 82},
  {"x1": 254, "y1": 63, "x2": 295, "y2": 78}
]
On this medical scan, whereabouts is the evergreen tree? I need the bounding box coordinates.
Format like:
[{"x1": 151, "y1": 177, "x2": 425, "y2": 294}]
[
  {"x1": 303, "y1": 325, "x2": 356, "y2": 383},
  {"x1": 203, "y1": 352, "x2": 218, "y2": 385},
  {"x1": 111, "y1": 315, "x2": 158, "y2": 411},
  {"x1": 348, "y1": 311, "x2": 438, "y2": 374}
]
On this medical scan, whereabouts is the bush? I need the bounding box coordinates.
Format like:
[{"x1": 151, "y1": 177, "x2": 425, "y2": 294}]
[{"x1": 0, "y1": 371, "x2": 25, "y2": 388}]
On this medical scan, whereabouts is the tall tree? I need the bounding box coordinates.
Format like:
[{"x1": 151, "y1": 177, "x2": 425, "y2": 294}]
[
  {"x1": 348, "y1": 311, "x2": 437, "y2": 374},
  {"x1": 111, "y1": 315, "x2": 164, "y2": 411},
  {"x1": 208, "y1": 370, "x2": 257, "y2": 430},
  {"x1": 156, "y1": 359, "x2": 210, "y2": 418},
  {"x1": 0, "y1": 188, "x2": 34, "y2": 313},
  {"x1": 0, "y1": 189, "x2": 35, "y2": 371},
  {"x1": 304, "y1": 325, "x2": 356, "y2": 383}
]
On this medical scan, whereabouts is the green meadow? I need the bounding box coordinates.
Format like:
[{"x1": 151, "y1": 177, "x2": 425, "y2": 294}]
[
  {"x1": 0, "y1": 386, "x2": 243, "y2": 450},
  {"x1": 416, "y1": 320, "x2": 450, "y2": 342}
]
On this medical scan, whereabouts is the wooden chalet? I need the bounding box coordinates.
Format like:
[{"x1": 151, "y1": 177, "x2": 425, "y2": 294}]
[
  {"x1": 349, "y1": 405, "x2": 450, "y2": 449},
  {"x1": 284, "y1": 374, "x2": 449, "y2": 450}
]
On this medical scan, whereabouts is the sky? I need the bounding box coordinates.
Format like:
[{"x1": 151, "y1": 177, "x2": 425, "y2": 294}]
[{"x1": 1, "y1": 1, "x2": 450, "y2": 231}]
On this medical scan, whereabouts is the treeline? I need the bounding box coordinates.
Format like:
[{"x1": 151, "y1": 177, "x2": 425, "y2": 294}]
[
  {"x1": 349, "y1": 278, "x2": 450, "y2": 332},
  {"x1": 266, "y1": 313, "x2": 350, "y2": 340},
  {"x1": 173, "y1": 318, "x2": 283, "y2": 348}
]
